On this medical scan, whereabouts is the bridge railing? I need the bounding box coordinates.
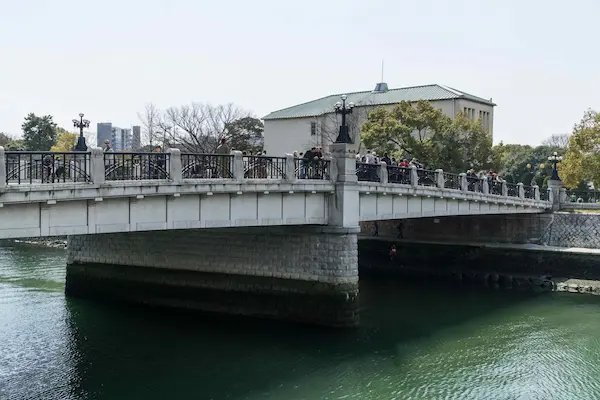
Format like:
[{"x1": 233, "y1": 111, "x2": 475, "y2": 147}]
[
  {"x1": 4, "y1": 151, "x2": 91, "y2": 184},
  {"x1": 104, "y1": 152, "x2": 170, "y2": 181},
  {"x1": 293, "y1": 158, "x2": 330, "y2": 180},
  {"x1": 181, "y1": 153, "x2": 233, "y2": 179},
  {"x1": 357, "y1": 161, "x2": 549, "y2": 201}
]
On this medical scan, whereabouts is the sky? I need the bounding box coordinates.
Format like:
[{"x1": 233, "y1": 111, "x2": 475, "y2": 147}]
[{"x1": 1, "y1": 0, "x2": 598, "y2": 146}]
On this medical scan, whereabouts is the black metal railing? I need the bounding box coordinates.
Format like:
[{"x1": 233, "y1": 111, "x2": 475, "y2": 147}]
[
  {"x1": 387, "y1": 165, "x2": 411, "y2": 184},
  {"x1": 540, "y1": 189, "x2": 549, "y2": 201},
  {"x1": 466, "y1": 177, "x2": 483, "y2": 192},
  {"x1": 489, "y1": 180, "x2": 503, "y2": 195},
  {"x1": 294, "y1": 158, "x2": 330, "y2": 180},
  {"x1": 565, "y1": 190, "x2": 600, "y2": 203},
  {"x1": 524, "y1": 185, "x2": 535, "y2": 199},
  {"x1": 506, "y1": 183, "x2": 519, "y2": 197},
  {"x1": 417, "y1": 169, "x2": 436, "y2": 187},
  {"x1": 5, "y1": 151, "x2": 90, "y2": 184},
  {"x1": 356, "y1": 162, "x2": 379, "y2": 182},
  {"x1": 181, "y1": 154, "x2": 233, "y2": 179},
  {"x1": 104, "y1": 152, "x2": 170, "y2": 181},
  {"x1": 243, "y1": 156, "x2": 286, "y2": 179},
  {"x1": 443, "y1": 172, "x2": 461, "y2": 190}
]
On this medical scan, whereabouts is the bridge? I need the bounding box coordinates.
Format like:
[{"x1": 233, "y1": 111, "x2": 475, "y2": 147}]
[{"x1": 0, "y1": 144, "x2": 553, "y2": 327}]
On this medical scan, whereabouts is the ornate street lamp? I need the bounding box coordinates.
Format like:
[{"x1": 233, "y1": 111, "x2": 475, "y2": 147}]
[
  {"x1": 547, "y1": 151, "x2": 563, "y2": 181},
  {"x1": 334, "y1": 94, "x2": 355, "y2": 144},
  {"x1": 73, "y1": 113, "x2": 90, "y2": 151}
]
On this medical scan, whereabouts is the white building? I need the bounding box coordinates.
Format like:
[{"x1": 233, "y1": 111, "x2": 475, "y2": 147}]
[{"x1": 262, "y1": 83, "x2": 496, "y2": 156}]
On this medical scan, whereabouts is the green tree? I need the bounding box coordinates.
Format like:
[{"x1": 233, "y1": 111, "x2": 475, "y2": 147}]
[
  {"x1": 561, "y1": 109, "x2": 600, "y2": 188},
  {"x1": 225, "y1": 117, "x2": 264, "y2": 153},
  {"x1": 51, "y1": 128, "x2": 78, "y2": 152},
  {"x1": 22, "y1": 113, "x2": 57, "y2": 151},
  {"x1": 0, "y1": 132, "x2": 13, "y2": 147},
  {"x1": 4, "y1": 139, "x2": 25, "y2": 151},
  {"x1": 361, "y1": 100, "x2": 494, "y2": 172}
]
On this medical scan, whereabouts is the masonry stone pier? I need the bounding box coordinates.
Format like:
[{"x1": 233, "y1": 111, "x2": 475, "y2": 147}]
[{"x1": 65, "y1": 226, "x2": 359, "y2": 327}]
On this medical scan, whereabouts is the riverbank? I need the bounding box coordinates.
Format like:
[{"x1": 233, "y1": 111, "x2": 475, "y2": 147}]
[
  {"x1": 0, "y1": 236, "x2": 67, "y2": 249},
  {"x1": 359, "y1": 236, "x2": 600, "y2": 295}
]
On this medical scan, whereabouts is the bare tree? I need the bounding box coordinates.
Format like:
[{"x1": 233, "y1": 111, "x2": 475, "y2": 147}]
[
  {"x1": 542, "y1": 133, "x2": 570, "y2": 149},
  {"x1": 137, "y1": 103, "x2": 161, "y2": 146},
  {"x1": 155, "y1": 103, "x2": 251, "y2": 153}
]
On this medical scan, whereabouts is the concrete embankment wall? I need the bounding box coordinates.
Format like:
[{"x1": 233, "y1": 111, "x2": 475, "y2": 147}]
[
  {"x1": 361, "y1": 213, "x2": 600, "y2": 249},
  {"x1": 66, "y1": 226, "x2": 359, "y2": 327}
]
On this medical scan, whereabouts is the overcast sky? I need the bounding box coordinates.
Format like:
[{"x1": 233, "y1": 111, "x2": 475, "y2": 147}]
[{"x1": 1, "y1": 0, "x2": 598, "y2": 145}]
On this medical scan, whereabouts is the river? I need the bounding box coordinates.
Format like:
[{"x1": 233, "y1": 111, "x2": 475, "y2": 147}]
[{"x1": 1, "y1": 243, "x2": 600, "y2": 400}]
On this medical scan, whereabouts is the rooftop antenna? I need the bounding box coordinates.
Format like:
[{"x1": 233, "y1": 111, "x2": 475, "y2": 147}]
[{"x1": 381, "y1": 59, "x2": 384, "y2": 82}]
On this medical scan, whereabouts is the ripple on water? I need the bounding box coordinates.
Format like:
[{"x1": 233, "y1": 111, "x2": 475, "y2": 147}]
[{"x1": 3, "y1": 246, "x2": 600, "y2": 399}]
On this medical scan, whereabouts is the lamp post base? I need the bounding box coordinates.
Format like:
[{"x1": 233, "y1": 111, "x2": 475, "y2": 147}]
[
  {"x1": 74, "y1": 136, "x2": 88, "y2": 152},
  {"x1": 335, "y1": 126, "x2": 353, "y2": 144}
]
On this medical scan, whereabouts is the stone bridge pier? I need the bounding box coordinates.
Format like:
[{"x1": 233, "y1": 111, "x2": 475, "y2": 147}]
[
  {"x1": 65, "y1": 143, "x2": 362, "y2": 327},
  {"x1": 65, "y1": 226, "x2": 359, "y2": 327}
]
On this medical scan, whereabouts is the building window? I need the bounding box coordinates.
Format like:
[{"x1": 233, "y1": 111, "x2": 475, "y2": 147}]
[{"x1": 310, "y1": 121, "x2": 317, "y2": 136}]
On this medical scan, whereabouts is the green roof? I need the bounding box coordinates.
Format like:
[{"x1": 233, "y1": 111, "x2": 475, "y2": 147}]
[{"x1": 263, "y1": 84, "x2": 496, "y2": 120}]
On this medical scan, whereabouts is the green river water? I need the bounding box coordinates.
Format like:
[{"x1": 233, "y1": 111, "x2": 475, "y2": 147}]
[{"x1": 1, "y1": 242, "x2": 600, "y2": 400}]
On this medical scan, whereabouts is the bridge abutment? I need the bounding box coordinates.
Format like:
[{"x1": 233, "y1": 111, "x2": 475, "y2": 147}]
[{"x1": 65, "y1": 226, "x2": 359, "y2": 327}]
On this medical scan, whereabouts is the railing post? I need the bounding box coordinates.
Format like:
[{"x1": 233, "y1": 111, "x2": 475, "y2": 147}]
[
  {"x1": 458, "y1": 173, "x2": 467, "y2": 191},
  {"x1": 517, "y1": 182, "x2": 525, "y2": 199},
  {"x1": 435, "y1": 169, "x2": 444, "y2": 188},
  {"x1": 379, "y1": 162, "x2": 388, "y2": 184},
  {"x1": 482, "y1": 179, "x2": 489, "y2": 195},
  {"x1": 0, "y1": 146, "x2": 5, "y2": 188},
  {"x1": 501, "y1": 181, "x2": 508, "y2": 196},
  {"x1": 533, "y1": 185, "x2": 540, "y2": 200},
  {"x1": 410, "y1": 165, "x2": 418, "y2": 187},
  {"x1": 559, "y1": 187, "x2": 567, "y2": 203},
  {"x1": 89, "y1": 147, "x2": 105, "y2": 184},
  {"x1": 167, "y1": 148, "x2": 182, "y2": 184},
  {"x1": 285, "y1": 154, "x2": 296, "y2": 182},
  {"x1": 232, "y1": 151, "x2": 244, "y2": 181},
  {"x1": 548, "y1": 188, "x2": 554, "y2": 203}
]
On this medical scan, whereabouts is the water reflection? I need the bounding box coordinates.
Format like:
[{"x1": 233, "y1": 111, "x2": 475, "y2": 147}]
[{"x1": 2, "y1": 243, "x2": 600, "y2": 399}]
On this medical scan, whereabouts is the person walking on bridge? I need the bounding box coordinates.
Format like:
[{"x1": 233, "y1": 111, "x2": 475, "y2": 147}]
[{"x1": 216, "y1": 138, "x2": 230, "y2": 178}]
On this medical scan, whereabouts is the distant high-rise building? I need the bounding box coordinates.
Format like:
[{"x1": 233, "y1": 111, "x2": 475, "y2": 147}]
[
  {"x1": 111, "y1": 127, "x2": 133, "y2": 151},
  {"x1": 97, "y1": 122, "x2": 113, "y2": 147},
  {"x1": 132, "y1": 126, "x2": 141, "y2": 150},
  {"x1": 97, "y1": 122, "x2": 135, "y2": 151}
]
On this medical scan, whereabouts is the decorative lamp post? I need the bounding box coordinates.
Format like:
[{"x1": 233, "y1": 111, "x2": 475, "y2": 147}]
[
  {"x1": 547, "y1": 151, "x2": 563, "y2": 181},
  {"x1": 73, "y1": 113, "x2": 90, "y2": 151},
  {"x1": 334, "y1": 94, "x2": 355, "y2": 144}
]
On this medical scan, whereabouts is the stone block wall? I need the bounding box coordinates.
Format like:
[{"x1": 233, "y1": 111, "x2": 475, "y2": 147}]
[
  {"x1": 66, "y1": 226, "x2": 359, "y2": 327},
  {"x1": 361, "y1": 214, "x2": 553, "y2": 244},
  {"x1": 543, "y1": 213, "x2": 600, "y2": 249}
]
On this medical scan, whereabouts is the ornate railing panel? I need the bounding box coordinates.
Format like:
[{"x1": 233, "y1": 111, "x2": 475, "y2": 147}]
[
  {"x1": 524, "y1": 185, "x2": 534, "y2": 199},
  {"x1": 104, "y1": 152, "x2": 170, "y2": 181},
  {"x1": 243, "y1": 156, "x2": 286, "y2": 179},
  {"x1": 182, "y1": 154, "x2": 233, "y2": 179},
  {"x1": 294, "y1": 158, "x2": 330, "y2": 180},
  {"x1": 489, "y1": 181, "x2": 502, "y2": 195},
  {"x1": 506, "y1": 183, "x2": 519, "y2": 197},
  {"x1": 443, "y1": 172, "x2": 461, "y2": 190},
  {"x1": 387, "y1": 165, "x2": 410, "y2": 185},
  {"x1": 540, "y1": 189, "x2": 549, "y2": 201},
  {"x1": 466, "y1": 177, "x2": 483, "y2": 192},
  {"x1": 356, "y1": 162, "x2": 379, "y2": 182},
  {"x1": 417, "y1": 169, "x2": 436, "y2": 187},
  {"x1": 5, "y1": 151, "x2": 91, "y2": 184}
]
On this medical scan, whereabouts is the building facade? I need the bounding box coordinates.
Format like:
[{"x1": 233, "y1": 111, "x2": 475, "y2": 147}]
[
  {"x1": 132, "y1": 126, "x2": 141, "y2": 150},
  {"x1": 262, "y1": 83, "x2": 496, "y2": 156},
  {"x1": 96, "y1": 122, "x2": 137, "y2": 151}
]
